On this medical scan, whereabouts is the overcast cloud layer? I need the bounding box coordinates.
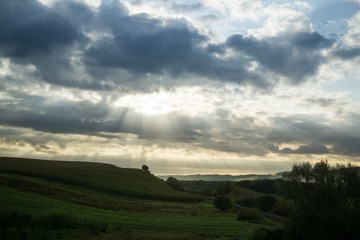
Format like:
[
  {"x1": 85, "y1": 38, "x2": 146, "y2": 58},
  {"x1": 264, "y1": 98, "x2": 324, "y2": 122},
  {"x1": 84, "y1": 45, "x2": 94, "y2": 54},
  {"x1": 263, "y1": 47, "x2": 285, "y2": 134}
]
[{"x1": 1, "y1": 0, "x2": 360, "y2": 174}]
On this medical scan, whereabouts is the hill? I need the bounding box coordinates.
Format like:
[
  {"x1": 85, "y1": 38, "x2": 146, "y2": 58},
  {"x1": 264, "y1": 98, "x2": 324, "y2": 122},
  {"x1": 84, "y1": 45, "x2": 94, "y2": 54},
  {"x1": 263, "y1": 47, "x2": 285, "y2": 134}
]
[
  {"x1": 158, "y1": 173, "x2": 282, "y2": 181},
  {"x1": 0, "y1": 157, "x2": 202, "y2": 202},
  {"x1": 0, "y1": 157, "x2": 279, "y2": 239}
]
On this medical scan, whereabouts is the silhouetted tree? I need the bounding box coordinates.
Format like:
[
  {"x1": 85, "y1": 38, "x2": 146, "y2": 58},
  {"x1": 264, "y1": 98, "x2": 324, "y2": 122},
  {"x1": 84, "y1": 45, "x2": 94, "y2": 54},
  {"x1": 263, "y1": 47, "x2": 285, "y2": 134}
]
[
  {"x1": 283, "y1": 160, "x2": 360, "y2": 240},
  {"x1": 257, "y1": 195, "x2": 278, "y2": 212},
  {"x1": 216, "y1": 181, "x2": 232, "y2": 195},
  {"x1": 166, "y1": 177, "x2": 184, "y2": 191},
  {"x1": 141, "y1": 165, "x2": 150, "y2": 173},
  {"x1": 214, "y1": 196, "x2": 232, "y2": 211}
]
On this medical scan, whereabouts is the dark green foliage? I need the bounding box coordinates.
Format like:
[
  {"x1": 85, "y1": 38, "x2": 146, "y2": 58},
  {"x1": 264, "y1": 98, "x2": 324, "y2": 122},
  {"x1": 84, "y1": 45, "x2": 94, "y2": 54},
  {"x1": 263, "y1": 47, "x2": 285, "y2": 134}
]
[
  {"x1": 236, "y1": 197, "x2": 257, "y2": 208},
  {"x1": 166, "y1": 177, "x2": 184, "y2": 191},
  {"x1": 216, "y1": 181, "x2": 232, "y2": 195},
  {"x1": 251, "y1": 227, "x2": 284, "y2": 240},
  {"x1": 237, "y1": 179, "x2": 286, "y2": 196},
  {"x1": 283, "y1": 160, "x2": 360, "y2": 240},
  {"x1": 178, "y1": 180, "x2": 217, "y2": 196},
  {"x1": 0, "y1": 211, "x2": 112, "y2": 239},
  {"x1": 214, "y1": 196, "x2": 232, "y2": 211},
  {"x1": 141, "y1": 165, "x2": 150, "y2": 173},
  {"x1": 237, "y1": 208, "x2": 262, "y2": 221},
  {"x1": 0, "y1": 212, "x2": 32, "y2": 230},
  {"x1": 270, "y1": 200, "x2": 294, "y2": 217},
  {"x1": 40, "y1": 212, "x2": 67, "y2": 229},
  {"x1": 257, "y1": 195, "x2": 278, "y2": 212}
]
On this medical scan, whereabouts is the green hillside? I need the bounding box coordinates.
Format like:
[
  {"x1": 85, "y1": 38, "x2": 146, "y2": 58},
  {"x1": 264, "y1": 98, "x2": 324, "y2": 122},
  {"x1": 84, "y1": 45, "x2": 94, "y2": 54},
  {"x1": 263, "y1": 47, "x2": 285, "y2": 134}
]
[
  {"x1": 230, "y1": 185, "x2": 265, "y2": 199},
  {"x1": 0, "y1": 157, "x2": 201, "y2": 202},
  {"x1": 0, "y1": 157, "x2": 279, "y2": 239}
]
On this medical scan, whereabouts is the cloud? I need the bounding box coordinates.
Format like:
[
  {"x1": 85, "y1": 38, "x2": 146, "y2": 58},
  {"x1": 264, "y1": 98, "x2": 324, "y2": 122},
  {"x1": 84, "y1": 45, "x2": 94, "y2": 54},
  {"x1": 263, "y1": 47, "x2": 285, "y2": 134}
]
[
  {"x1": 0, "y1": 93, "x2": 206, "y2": 142},
  {"x1": 277, "y1": 143, "x2": 331, "y2": 154},
  {"x1": 86, "y1": 4, "x2": 206, "y2": 75},
  {"x1": 0, "y1": 0, "x2": 337, "y2": 92},
  {"x1": 0, "y1": 0, "x2": 82, "y2": 58},
  {"x1": 305, "y1": 97, "x2": 338, "y2": 107},
  {"x1": 226, "y1": 32, "x2": 333, "y2": 83},
  {"x1": 267, "y1": 114, "x2": 360, "y2": 156},
  {"x1": 333, "y1": 47, "x2": 360, "y2": 59},
  {"x1": 84, "y1": 1, "x2": 263, "y2": 88}
]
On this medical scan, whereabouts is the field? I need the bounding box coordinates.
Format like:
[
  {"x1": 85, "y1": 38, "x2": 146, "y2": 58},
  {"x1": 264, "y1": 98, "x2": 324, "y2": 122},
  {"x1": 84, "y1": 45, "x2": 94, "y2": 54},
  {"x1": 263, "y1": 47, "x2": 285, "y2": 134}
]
[{"x1": 0, "y1": 157, "x2": 281, "y2": 239}]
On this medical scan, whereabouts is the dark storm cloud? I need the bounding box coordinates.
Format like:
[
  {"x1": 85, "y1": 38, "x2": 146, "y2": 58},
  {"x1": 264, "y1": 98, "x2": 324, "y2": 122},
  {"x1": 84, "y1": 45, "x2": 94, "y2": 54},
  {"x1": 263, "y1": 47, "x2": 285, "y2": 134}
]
[
  {"x1": 86, "y1": 14, "x2": 206, "y2": 74},
  {"x1": 267, "y1": 115, "x2": 360, "y2": 156},
  {"x1": 0, "y1": 0, "x2": 81, "y2": 58},
  {"x1": 226, "y1": 32, "x2": 333, "y2": 83},
  {"x1": 333, "y1": 47, "x2": 360, "y2": 59},
  {"x1": 0, "y1": 96, "x2": 205, "y2": 142},
  {"x1": 0, "y1": 0, "x2": 338, "y2": 90},
  {"x1": 0, "y1": 0, "x2": 100, "y2": 89},
  {"x1": 277, "y1": 143, "x2": 331, "y2": 154},
  {"x1": 85, "y1": 1, "x2": 260, "y2": 86},
  {"x1": 292, "y1": 32, "x2": 333, "y2": 49}
]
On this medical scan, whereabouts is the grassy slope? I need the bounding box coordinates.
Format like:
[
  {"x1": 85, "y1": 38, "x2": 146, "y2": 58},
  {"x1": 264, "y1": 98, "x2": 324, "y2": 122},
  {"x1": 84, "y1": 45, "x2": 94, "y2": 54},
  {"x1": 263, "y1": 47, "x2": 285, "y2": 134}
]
[
  {"x1": 0, "y1": 157, "x2": 280, "y2": 239},
  {"x1": 0, "y1": 157, "x2": 201, "y2": 202},
  {"x1": 230, "y1": 185, "x2": 265, "y2": 199},
  {"x1": 1, "y1": 185, "x2": 269, "y2": 239}
]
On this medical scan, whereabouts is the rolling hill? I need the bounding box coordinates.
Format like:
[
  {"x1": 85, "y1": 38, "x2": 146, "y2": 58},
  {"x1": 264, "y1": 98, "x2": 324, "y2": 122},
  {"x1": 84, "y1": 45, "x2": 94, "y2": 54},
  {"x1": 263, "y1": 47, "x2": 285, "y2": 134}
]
[
  {"x1": 0, "y1": 157, "x2": 202, "y2": 202},
  {"x1": 0, "y1": 157, "x2": 281, "y2": 240}
]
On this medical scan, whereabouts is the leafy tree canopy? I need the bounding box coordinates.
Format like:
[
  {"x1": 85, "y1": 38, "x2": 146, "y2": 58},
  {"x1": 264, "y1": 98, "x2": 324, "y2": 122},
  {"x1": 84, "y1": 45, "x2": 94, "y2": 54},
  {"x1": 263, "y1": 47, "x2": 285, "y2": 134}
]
[{"x1": 283, "y1": 160, "x2": 360, "y2": 240}]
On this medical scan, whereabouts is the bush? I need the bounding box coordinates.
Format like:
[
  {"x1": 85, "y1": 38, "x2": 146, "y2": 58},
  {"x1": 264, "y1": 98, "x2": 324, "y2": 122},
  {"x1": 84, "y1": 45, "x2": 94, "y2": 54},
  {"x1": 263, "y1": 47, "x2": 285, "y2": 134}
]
[
  {"x1": 271, "y1": 200, "x2": 294, "y2": 217},
  {"x1": 214, "y1": 196, "x2": 232, "y2": 211},
  {"x1": 216, "y1": 181, "x2": 232, "y2": 195},
  {"x1": 257, "y1": 195, "x2": 278, "y2": 212},
  {"x1": 236, "y1": 197, "x2": 257, "y2": 208},
  {"x1": 251, "y1": 227, "x2": 284, "y2": 240},
  {"x1": 237, "y1": 208, "x2": 262, "y2": 221},
  {"x1": 166, "y1": 177, "x2": 184, "y2": 191},
  {"x1": 40, "y1": 212, "x2": 68, "y2": 229}
]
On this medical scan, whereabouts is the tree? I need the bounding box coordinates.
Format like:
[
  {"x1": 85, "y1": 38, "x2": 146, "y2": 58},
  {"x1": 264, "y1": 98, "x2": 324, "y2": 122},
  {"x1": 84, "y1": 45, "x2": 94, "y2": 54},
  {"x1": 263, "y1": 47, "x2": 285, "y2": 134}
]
[
  {"x1": 216, "y1": 181, "x2": 232, "y2": 195},
  {"x1": 283, "y1": 160, "x2": 360, "y2": 240},
  {"x1": 141, "y1": 165, "x2": 150, "y2": 173},
  {"x1": 214, "y1": 196, "x2": 232, "y2": 211},
  {"x1": 257, "y1": 195, "x2": 278, "y2": 212},
  {"x1": 166, "y1": 177, "x2": 184, "y2": 191}
]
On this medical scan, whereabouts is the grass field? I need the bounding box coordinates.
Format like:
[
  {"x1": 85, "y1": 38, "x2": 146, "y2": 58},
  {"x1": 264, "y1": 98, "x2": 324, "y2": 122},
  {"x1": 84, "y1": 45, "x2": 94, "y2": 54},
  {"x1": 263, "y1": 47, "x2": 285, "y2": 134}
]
[
  {"x1": 0, "y1": 157, "x2": 281, "y2": 239},
  {"x1": 0, "y1": 157, "x2": 201, "y2": 202}
]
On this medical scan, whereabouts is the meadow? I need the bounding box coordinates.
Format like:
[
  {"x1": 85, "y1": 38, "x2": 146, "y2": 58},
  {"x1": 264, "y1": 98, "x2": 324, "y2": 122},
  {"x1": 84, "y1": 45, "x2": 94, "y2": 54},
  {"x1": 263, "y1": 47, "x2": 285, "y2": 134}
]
[{"x1": 0, "y1": 157, "x2": 281, "y2": 240}]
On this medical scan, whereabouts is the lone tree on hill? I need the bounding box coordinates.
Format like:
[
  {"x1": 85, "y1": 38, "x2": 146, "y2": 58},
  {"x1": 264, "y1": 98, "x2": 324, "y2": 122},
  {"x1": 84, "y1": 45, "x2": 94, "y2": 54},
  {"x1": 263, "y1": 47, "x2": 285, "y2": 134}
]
[{"x1": 141, "y1": 165, "x2": 150, "y2": 173}]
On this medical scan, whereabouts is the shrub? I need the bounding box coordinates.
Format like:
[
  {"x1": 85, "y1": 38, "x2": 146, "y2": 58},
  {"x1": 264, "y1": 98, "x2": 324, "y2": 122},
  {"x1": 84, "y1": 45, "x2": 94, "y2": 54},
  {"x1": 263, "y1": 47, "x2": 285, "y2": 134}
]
[
  {"x1": 237, "y1": 208, "x2": 262, "y2": 221},
  {"x1": 271, "y1": 200, "x2": 294, "y2": 217},
  {"x1": 257, "y1": 195, "x2": 278, "y2": 212},
  {"x1": 237, "y1": 197, "x2": 257, "y2": 208},
  {"x1": 214, "y1": 196, "x2": 232, "y2": 211},
  {"x1": 216, "y1": 181, "x2": 232, "y2": 195},
  {"x1": 166, "y1": 177, "x2": 184, "y2": 191},
  {"x1": 251, "y1": 227, "x2": 284, "y2": 240},
  {"x1": 41, "y1": 212, "x2": 68, "y2": 229}
]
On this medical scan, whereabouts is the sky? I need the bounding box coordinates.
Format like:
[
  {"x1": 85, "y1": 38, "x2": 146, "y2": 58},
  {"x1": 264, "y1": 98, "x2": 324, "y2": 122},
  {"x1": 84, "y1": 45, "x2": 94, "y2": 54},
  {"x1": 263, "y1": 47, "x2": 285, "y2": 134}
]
[{"x1": 1, "y1": 0, "x2": 360, "y2": 175}]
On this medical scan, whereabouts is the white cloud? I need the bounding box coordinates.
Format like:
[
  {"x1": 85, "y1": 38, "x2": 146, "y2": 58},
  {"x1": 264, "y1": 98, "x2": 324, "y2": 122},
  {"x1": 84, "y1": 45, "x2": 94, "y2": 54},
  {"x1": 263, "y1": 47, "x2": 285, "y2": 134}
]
[
  {"x1": 343, "y1": 11, "x2": 360, "y2": 46},
  {"x1": 246, "y1": 3, "x2": 312, "y2": 38}
]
